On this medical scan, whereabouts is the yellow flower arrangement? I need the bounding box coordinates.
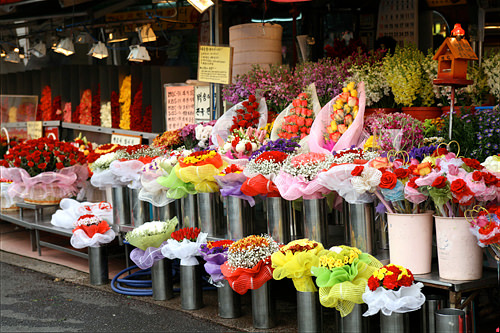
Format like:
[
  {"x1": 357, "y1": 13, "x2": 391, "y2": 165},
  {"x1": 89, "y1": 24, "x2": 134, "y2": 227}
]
[
  {"x1": 182, "y1": 150, "x2": 216, "y2": 165},
  {"x1": 119, "y1": 75, "x2": 132, "y2": 130}
]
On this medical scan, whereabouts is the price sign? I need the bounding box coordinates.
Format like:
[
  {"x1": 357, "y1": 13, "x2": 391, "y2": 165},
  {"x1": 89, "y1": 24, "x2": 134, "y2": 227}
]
[
  {"x1": 27, "y1": 121, "x2": 43, "y2": 139},
  {"x1": 111, "y1": 133, "x2": 142, "y2": 146},
  {"x1": 194, "y1": 86, "x2": 212, "y2": 123},
  {"x1": 198, "y1": 45, "x2": 233, "y2": 85},
  {"x1": 165, "y1": 85, "x2": 195, "y2": 131}
]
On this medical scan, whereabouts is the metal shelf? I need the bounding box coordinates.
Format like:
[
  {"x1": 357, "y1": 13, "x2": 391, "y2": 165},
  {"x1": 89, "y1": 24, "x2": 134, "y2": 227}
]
[
  {"x1": 61, "y1": 122, "x2": 158, "y2": 139},
  {"x1": 1, "y1": 121, "x2": 61, "y2": 129}
]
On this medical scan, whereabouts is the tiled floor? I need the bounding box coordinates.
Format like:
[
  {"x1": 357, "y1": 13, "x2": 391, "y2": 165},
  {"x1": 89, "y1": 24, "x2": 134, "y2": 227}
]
[{"x1": 0, "y1": 221, "x2": 125, "y2": 278}]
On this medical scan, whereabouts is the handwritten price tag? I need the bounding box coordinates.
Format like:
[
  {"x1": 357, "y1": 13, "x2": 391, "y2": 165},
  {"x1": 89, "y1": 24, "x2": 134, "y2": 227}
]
[
  {"x1": 27, "y1": 121, "x2": 43, "y2": 139},
  {"x1": 111, "y1": 133, "x2": 142, "y2": 146}
]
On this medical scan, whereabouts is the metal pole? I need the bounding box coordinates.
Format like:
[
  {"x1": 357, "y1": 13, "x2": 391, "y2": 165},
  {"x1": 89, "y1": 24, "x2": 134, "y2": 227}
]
[
  {"x1": 302, "y1": 198, "x2": 328, "y2": 245},
  {"x1": 265, "y1": 197, "x2": 290, "y2": 244},
  {"x1": 129, "y1": 188, "x2": 151, "y2": 228},
  {"x1": 345, "y1": 203, "x2": 375, "y2": 254},
  {"x1": 180, "y1": 264, "x2": 203, "y2": 310},
  {"x1": 251, "y1": 281, "x2": 275, "y2": 329},
  {"x1": 217, "y1": 279, "x2": 241, "y2": 318},
  {"x1": 111, "y1": 186, "x2": 130, "y2": 227},
  {"x1": 197, "y1": 192, "x2": 224, "y2": 238},
  {"x1": 339, "y1": 304, "x2": 368, "y2": 332},
  {"x1": 152, "y1": 201, "x2": 177, "y2": 222},
  {"x1": 88, "y1": 246, "x2": 108, "y2": 285},
  {"x1": 297, "y1": 291, "x2": 322, "y2": 333},
  {"x1": 181, "y1": 194, "x2": 198, "y2": 229},
  {"x1": 421, "y1": 295, "x2": 445, "y2": 333},
  {"x1": 380, "y1": 312, "x2": 409, "y2": 333},
  {"x1": 227, "y1": 196, "x2": 252, "y2": 240},
  {"x1": 435, "y1": 309, "x2": 466, "y2": 333},
  {"x1": 151, "y1": 258, "x2": 174, "y2": 301}
]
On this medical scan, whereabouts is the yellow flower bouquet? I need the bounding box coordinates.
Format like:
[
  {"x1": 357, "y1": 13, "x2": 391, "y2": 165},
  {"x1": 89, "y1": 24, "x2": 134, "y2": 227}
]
[{"x1": 175, "y1": 150, "x2": 227, "y2": 193}]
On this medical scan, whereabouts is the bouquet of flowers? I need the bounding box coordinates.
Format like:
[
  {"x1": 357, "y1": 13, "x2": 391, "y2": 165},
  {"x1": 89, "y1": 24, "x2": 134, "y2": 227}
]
[
  {"x1": 218, "y1": 127, "x2": 266, "y2": 161},
  {"x1": 241, "y1": 151, "x2": 288, "y2": 198},
  {"x1": 152, "y1": 129, "x2": 183, "y2": 150},
  {"x1": 271, "y1": 239, "x2": 328, "y2": 292},
  {"x1": 220, "y1": 234, "x2": 280, "y2": 295},
  {"x1": 195, "y1": 121, "x2": 216, "y2": 149},
  {"x1": 51, "y1": 198, "x2": 113, "y2": 229},
  {"x1": 161, "y1": 227, "x2": 208, "y2": 266},
  {"x1": 70, "y1": 214, "x2": 116, "y2": 249},
  {"x1": 156, "y1": 149, "x2": 197, "y2": 199},
  {"x1": 274, "y1": 152, "x2": 335, "y2": 200},
  {"x1": 211, "y1": 95, "x2": 268, "y2": 148},
  {"x1": 199, "y1": 239, "x2": 234, "y2": 286},
  {"x1": 311, "y1": 245, "x2": 382, "y2": 317},
  {"x1": 362, "y1": 264, "x2": 425, "y2": 316},
  {"x1": 214, "y1": 164, "x2": 255, "y2": 206},
  {"x1": 467, "y1": 205, "x2": 500, "y2": 259},
  {"x1": 0, "y1": 137, "x2": 89, "y2": 204},
  {"x1": 175, "y1": 150, "x2": 226, "y2": 193},
  {"x1": 309, "y1": 82, "x2": 366, "y2": 153},
  {"x1": 126, "y1": 218, "x2": 179, "y2": 269},
  {"x1": 271, "y1": 84, "x2": 321, "y2": 143}
]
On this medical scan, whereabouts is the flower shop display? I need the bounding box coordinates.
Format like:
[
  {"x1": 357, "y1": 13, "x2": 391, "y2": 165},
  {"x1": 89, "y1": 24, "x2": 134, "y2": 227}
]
[
  {"x1": 126, "y1": 218, "x2": 179, "y2": 269},
  {"x1": 311, "y1": 245, "x2": 382, "y2": 317},
  {"x1": 274, "y1": 152, "x2": 335, "y2": 201},
  {"x1": 40, "y1": 85, "x2": 52, "y2": 121},
  {"x1": 51, "y1": 198, "x2": 113, "y2": 229},
  {"x1": 91, "y1": 85, "x2": 101, "y2": 126},
  {"x1": 119, "y1": 75, "x2": 132, "y2": 130},
  {"x1": 195, "y1": 121, "x2": 215, "y2": 149},
  {"x1": 156, "y1": 149, "x2": 197, "y2": 199},
  {"x1": 218, "y1": 128, "x2": 266, "y2": 162},
  {"x1": 309, "y1": 81, "x2": 366, "y2": 154},
  {"x1": 0, "y1": 137, "x2": 88, "y2": 204},
  {"x1": 100, "y1": 102, "x2": 112, "y2": 128},
  {"x1": 111, "y1": 91, "x2": 120, "y2": 128},
  {"x1": 79, "y1": 89, "x2": 93, "y2": 125},
  {"x1": 199, "y1": 239, "x2": 234, "y2": 286},
  {"x1": 214, "y1": 164, "x2": 255, "y2": 206},
  {"x1": 129, "y1": 84, "x2": 143, "y2": 132},
  {"x1": 220, "y1": 234, "x2": 280, "y2": 295},
  {"x1": 271, "y1": 239, "x2": 328, "y2": 292},
  {"x1": 153, "y1": 129, "x2": 183, "y2": 150},
  {"x1": 270, "y1": 84, "x2": 321, "y2": 144},
  {"x1": 362, "y1": 264, "x2": 425, "y2": 316},
  {"x1": 161, "y1": 227, "x2": 207, "y2": 265},
  {"x1": 467, "y1": 205, "x2": 500, "y2": 261},
  {"x1": 211, "y1": 95, "x2": 268, "y2": 147},
  {"x1": 70, "y1": 213, "x2": 116, "y2": 249},
  {"x1": 174, "y1": 150, "x2": 226, "y2": 193},
  {"x1": 138, "y1": 155, "x2": 178, "y2": 207}
]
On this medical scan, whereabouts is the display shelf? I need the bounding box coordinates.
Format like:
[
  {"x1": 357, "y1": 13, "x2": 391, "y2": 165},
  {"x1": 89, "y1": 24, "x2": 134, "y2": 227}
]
[
  {"x1": 61, "y1": 122, "x2": 158, "y2": 140},
  {"x1": 1, "y1": 121, "x2": 61, "y2": 129}
]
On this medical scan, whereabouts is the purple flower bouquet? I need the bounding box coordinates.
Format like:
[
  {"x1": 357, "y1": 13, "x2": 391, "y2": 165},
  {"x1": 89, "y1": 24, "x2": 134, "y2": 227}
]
[{"x1": 198, "y1": 240, "x2": 234, "y2": 286}]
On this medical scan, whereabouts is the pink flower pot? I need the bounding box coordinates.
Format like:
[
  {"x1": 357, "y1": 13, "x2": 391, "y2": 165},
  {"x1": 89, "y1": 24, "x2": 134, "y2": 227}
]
[
  {"x1": 435, "y1": 216, "x2": 483, "y2": 280},
  {"x1": 387, "y1": 212, "x2": 433, "y2": 274}
]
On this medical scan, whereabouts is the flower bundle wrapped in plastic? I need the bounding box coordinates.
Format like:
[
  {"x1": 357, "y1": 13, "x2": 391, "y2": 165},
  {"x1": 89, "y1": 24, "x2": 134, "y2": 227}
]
[
  {"x1": 271, "y1": 84, "x2": 321, "y2": 143},
  {"x1": 1, "y1": 137, "x2": 88, "y2": 204},
  {"x1": 156, "y1": 149, "x2": 197, "y2": 199},
  {"x1": 241, "y1": 151, "x2": 289, "y2": 198},
  {"x1": 199, "y1": 239, "x2": 234, "y2": 286},
  {"x1": 221, "y1": 234, "x2": 280, "y2": 295},
  {"x1": 275, "y1": 152, "x2": 335, "y2": 200},
  {"x1": 362, "y1": 264, "x2": 425, "y2": 316},
  {"x1": 211, "y1": 95, "x2": 268, "y2": 148},
  {"x1": 271, "y1": 239, "x2": 328, "y2": 292},
  {"x1": 218, "y1": 128, "x2": 267, "y2": 161},
  {"x1": 126, "y1": 218, "x2": 179, "y2": 269},
  {"x1": 195, "y1": 121, "x2": 216, "y2": 149},
  {"x1": 214, "y1": 164, "x2": 255, "y2": 206},
  {"x1": 51, "y1": 199, "x2": 113, "y2": 229},
  {"x1": 1, "y1": 178, "x2": 21, "y2": 211},
  {"x1": 161, "y1": 227, "x2": 207, "y2": 266},
  {"x1": 467, "y1": 205, "x2": 500, "y2": 257},
  {"x1": 71, "y1": 214, "x2": 116, "y2": 249},
  {"x1": 309, "y1": 82, "x2": 366, "y2": 153},
  {"x1": 311, "y1": 245, "x2": 382, "y2": 317},
  {"x1": 174, "y1": 150, "x2": 226, "y2": 193}
]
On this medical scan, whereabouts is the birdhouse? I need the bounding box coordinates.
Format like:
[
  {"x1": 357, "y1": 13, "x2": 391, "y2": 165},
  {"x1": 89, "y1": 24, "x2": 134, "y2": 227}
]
[{"x1": 433, "y1": 24, "x2": 478, "y2": 83}]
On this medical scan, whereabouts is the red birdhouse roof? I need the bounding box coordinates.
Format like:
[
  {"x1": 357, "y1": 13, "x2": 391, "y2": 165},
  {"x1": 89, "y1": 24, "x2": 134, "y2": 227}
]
[{"x1": 432, "y1": 37, "x2": 478, "y2": 61}]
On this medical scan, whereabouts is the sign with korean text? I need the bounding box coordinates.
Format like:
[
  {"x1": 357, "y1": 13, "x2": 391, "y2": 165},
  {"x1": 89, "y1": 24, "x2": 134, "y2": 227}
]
[
  {"x1": 165, "y1": 85, "x2": 195, "y2": 131},
  {"x1": 27, "y1": 121, "x2": 43, "y2": 139},
  {"x1": 194, "y1": 86, "x2": 212, "y2": 123},
  {"x1": 111, "y1": 133, "x2": 142, "y2": 146},
  {"x1": 198, "y1": 45, "x2": 233, "y2": 85}
]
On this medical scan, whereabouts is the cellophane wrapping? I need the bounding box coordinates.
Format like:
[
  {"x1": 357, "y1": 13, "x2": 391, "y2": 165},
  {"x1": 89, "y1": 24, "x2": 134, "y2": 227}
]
[
  {"x1": 274, "y1": 171, "x2": 331, "y2": 200},
  {"x1": 51, "y1": 199, "x2": 113, "y2": 229},
  {"x1": 108, "y1": 159, "x2": 147, "y2": 189},
  {"x1": 161, "y1": 232, "x2": 208, "y2": 266},
  {"x1": 214, "y1": 172, "x2": 255, "y2": 206},
  {"x1": 129, "y1": 242, "x2": 168, "y2": 270},
  {"x1": 156, "y1": 164, "x2": 197, "y2": 199},
  {"x1": 211, "y1": 97, "x2": 268, "y2": 148},
  {"x1": 308, "y1": 82, "x2": 366, "y2": 154},
  {"x1": 2, "y1": 165, "x2": 88, "y2": 202},
  {"x1": 240, "y1": 174, "x2": 281, "y2": 197},
  {"x1": 175, "y1": 153, "x2": 226, "y2": 193},
  {"x1": 220, "y1": 259, "x2": 274, "y2": 295},
  {"x1": 71, "y1": 221, "x2": 116, "y2": 249},
  {"x1": 138, "y1": 158, "x2": 175, "y2": 207},
  {"x1": 362, "y1": 283, "x2": 426, "y2": 316},
  {"x1": 125, "y1": 218, "x2": 179, "y2": 251}
]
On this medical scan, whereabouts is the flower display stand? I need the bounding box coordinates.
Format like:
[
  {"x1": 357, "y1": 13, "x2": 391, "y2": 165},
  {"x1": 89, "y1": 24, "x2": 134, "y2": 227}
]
[
  {"x1": 421, "y1": 295, "x2": 445, "y2": 333},
  {"x1": 88, "y1": 246, "x2": 108, "y2": 285},
  {"x1": 302, "y1": 198, "x2": 328, "y2": 245},
  {"x1": 344, "y1": 202, "x2": 375, "y2": 254},
  {"x1": 181, "y1": 194, "x2": 198, "y2": 229},
  {"x1": 217, "y1": 280, "x2": 241, "y2": 319},
  {"x1": 251, "y1": 281, "x2": 275, "y2": 329},
  {"x1": 339, "y1": 304, "x2": 369, "y2": 332},
  {"x1": 227, "y1": 196, "x2": 253, "y2": 240},
  {"x1": 129, "y1": 188, "x2": 151, "y2": 228},
  {"x1": 111, "y1": 186, "x2": 130, "y2": 227},
  {"x1": 434, "y1": 216, "x2": 483, "y2": 280},
  {"x1": 380, "y1": 312, "x2": 410, "y2": 332},
  {"x1": 180, "y1": 264, "x2": 203, "y2": 310},
  {"x1": 151, "y1": 258, "x2": 174, "y2": 301},
  {"x1": 197, "y1": 192, "x2": 224, "y2": 238},
  {"x1": 297, "y1": 291, "x2": 322, "y2": 333},
  {"x1": 265, "y1": 197, "x2": 290, "y2": 244}
]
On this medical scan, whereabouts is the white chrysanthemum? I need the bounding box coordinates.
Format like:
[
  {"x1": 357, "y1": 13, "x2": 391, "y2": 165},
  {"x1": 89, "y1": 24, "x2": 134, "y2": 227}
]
[{"x1": 92, "y1": 152, "x2": 118, "y2": 171}]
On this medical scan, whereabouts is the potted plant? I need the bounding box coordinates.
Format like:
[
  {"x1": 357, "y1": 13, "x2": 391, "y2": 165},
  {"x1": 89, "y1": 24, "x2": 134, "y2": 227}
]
[{"x1": 383, "y1": 45, "x2": 440, "y2": 121}]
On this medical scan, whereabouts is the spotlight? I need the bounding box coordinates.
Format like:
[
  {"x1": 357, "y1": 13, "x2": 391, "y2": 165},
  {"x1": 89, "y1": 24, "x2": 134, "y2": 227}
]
[
  {"x1": 5, "y1": 51, "x2": 20, "y2": 63},
  {"x1": 107, "y1": 29, "x2": 128, "y2": 43},
  {"x1": 137, "y1": 24, "x2": 156, "y2": 43},
  {"x1": 187, "y1": 0, "x2": 214, "y2": 13},
  {"x1": 30, "y1": 41, "x2": 47, "y2": 57},
  {"x1": 127, "y1": 45, "x2": 150, "y2": 62},
  {"x1": 54, "y1": 37, "x2": 75, "y2": 56},
  {"x1": 88, "y1": 41, "x2": 109, "y2": 59}
]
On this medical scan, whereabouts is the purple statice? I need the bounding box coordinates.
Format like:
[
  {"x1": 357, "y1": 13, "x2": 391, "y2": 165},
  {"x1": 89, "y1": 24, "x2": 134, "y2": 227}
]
[
  {"x1": 249, "y1": 138, "x2": 301, "y2": 160},
  {"x1": 408, "y1": 145, "x2": 437, "y2": 162}
]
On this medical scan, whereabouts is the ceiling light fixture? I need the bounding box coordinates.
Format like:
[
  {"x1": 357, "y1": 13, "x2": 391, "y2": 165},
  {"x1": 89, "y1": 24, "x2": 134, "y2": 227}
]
[
  {"x1": 127, "y1": 45, "x2": 150, "y2": 62},
  {"x1": 0, "y1": 50, "x2": 6, "y2": 58},
  {"x1": 107, "y1": 29, "x2": 128, "y2": 43},
  {"x1": 30, "y1": 41, "x2": 46, "y2": 57},
  {"x1": 88, "y1": 41, "x2": 109, "y2": 59},
  {"x1": 5, "y1": 51, "x2": 20, "y2": 63},
  {"x1": 187, "y1": 0, "x2": 214, "y2": 13},
  {"x1": 13, "y1": 47, "x2": 19, "y2": 53},
  {"x1": 54, "y1": 37, "x2": 75, "y2": 56},
  {"x1": 137, "y1": 24, "x2": 156, "y2": 43}
]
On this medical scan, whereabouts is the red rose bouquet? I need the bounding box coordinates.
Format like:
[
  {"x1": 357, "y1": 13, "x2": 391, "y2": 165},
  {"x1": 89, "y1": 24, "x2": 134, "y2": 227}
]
[
  {"x1": 0, "y1": 137, "x2": 88, "y2": 204},
  {"x1": 467, "y1": 205, "x2": 500, "y2": 259},
  {"x1": 70, "y1": 213, "x2": 116, "y2": 249},
  {"x1": 161, "y1": 227, "x2": 208, "y2": 266},
  {"x1": 362, "y1": 264, "x2": 425, "y2": 316}
]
